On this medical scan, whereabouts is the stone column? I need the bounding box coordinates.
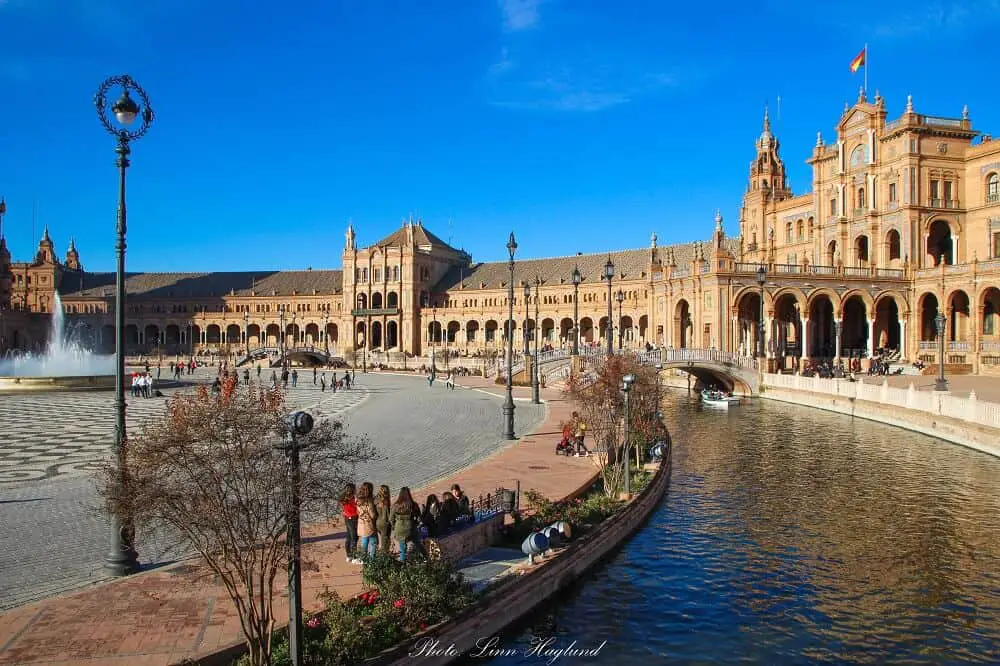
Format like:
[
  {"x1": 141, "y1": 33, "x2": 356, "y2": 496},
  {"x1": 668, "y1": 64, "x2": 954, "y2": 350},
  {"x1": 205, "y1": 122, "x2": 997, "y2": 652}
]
[
  {"x1": 802, "y1": 317, "x2": 811, "y2": 361},
  {"x1": 953, "y1": 232, "x2": 960, "y2": 263},
  {"x1": 764, "y1": 315, "x2": 773, "y2": 358},
  {"x1": 867, "y1": 317, "x2": 876, "y2": 367},
  {"x1": 835, "y1": 319, "x2": 843, "y2": 362},
  {"x1": 899, "y1": 318, "x2": 907, "y2": 358}
]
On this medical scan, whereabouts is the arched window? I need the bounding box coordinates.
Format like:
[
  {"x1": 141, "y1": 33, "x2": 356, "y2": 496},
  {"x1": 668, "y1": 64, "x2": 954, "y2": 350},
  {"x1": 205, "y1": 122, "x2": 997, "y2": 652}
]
[
  {"x1": 857, "y1": 187, "x2": 866, "y2": 209},
  {"x1": 850, "y1": 144, "x2": 868, "y2": 168},
  {"x1": 807, "y1": 217, "x2": 815, "y2": 239},
  {"x1": 988, "y1": 173, "x2": 1000, "y2": 203},
  {"x1": 796, "y1": 219, "x2": 804, "y2": 242},
  {"x1": 785, "y1": 222, "x2": 793, "y2": 243}
]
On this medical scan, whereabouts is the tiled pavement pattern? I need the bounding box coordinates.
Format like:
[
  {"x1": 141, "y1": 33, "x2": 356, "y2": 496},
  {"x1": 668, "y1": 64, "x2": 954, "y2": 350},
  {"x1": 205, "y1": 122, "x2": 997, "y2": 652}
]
[
  {"x1": 0, "y1": 374, "x2": 584, "y2": 666},
  {"x1": 0, "y1": 369, "x2": 370, "y2": 611},
  {"x1": 0, "y1": 371, "x2": 545, "y2": 613}
]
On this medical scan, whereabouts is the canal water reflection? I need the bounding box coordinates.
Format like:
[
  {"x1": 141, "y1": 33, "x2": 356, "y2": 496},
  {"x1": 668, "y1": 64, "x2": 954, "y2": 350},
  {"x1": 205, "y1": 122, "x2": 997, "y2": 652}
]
[{"x1": 486, "y1": 391, "x2": 1000, "y2": 664}]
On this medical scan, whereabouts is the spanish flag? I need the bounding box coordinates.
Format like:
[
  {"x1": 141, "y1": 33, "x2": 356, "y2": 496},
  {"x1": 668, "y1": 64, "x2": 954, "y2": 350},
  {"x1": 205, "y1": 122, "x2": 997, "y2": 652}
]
[{"x1": 850, "y1": 47, "x2": 866, "y2": 73}]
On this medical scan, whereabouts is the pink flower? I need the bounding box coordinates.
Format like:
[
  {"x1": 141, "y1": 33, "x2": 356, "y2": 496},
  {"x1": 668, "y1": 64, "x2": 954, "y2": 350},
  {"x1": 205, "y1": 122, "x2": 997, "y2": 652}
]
[
  {"x1": 393, "y1": 598, "x2": 406, "y2": 609},
  {"x1": 306, "y1": 617, "x2": 322, "y2": 629}
]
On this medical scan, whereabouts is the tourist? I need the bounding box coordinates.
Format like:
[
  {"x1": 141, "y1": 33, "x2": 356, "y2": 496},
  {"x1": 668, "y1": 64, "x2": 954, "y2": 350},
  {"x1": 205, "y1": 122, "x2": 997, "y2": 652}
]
[
  {"x1": 375, "y1": 485, "x2": 392, "y2": 552},
  {"x1": 312, "y1": 367, "x2": 317, "y2": 385},
  {"x1": 340, "y1": 483, "x2": 359, "y2": 564},
  {"x1": 291, "y1": 369, "x2": 298, "y2": 387},
  {"x1": 255, "y1": 363, "x2": 261, "y2": 379},
  {"x1": 356, "y1": 482, "x2": 378, "y2": 561},
  {"x1": 421, "y1": 494, "x2": 442, "y2": 537},
  {"x1": 438, "y1": 492, "x2": 460, "y2": 532},
  {"x1": 428, "y1": 367, "x2": 436, "y2": 387},
  {"x1": 450, "y1": 484, "x2": 472, "y2": 518},
  {"x1": 389, "y1": 486, "x2": 421, "y2": 562},
  {"x1": 319, "y1": 374, "x2": 326, "y2": 392},
  {"x1": 243, "y1": 368, "x2": 250, "y2": 386},
  {"x1": 445, "y1": 371, "x2": 455, "y2": 390},
  {"x1": 573, "y1": 413, "x2": 590, "y2": 456},
  {"x1": 344, "y1": 371, "x2": 351, "y2": 389},
  {"x1": 281, "y1": 368, "x2": 289, "y2": 388}
]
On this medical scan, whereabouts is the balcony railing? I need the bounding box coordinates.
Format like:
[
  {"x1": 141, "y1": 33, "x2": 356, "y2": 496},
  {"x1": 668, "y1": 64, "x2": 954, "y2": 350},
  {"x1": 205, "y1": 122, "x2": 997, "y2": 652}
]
[
  {"x1": 947, "y1": 341, "x2": 971, "y2": 352},
  {"x1": 928, "y1": 198, "x2": 960, "y2": 209},
  {"x1": 987, "y1": 192, "x2": 1000, "y2": 204},
  {"x1": 351, "y1": 308, "x2": 401, "y2": 317}
]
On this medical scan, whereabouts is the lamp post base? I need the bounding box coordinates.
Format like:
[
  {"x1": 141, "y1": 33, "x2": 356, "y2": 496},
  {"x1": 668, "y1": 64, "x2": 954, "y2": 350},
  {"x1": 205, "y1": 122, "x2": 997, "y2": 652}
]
[
  {"x1": 104, "y1": 519, "x2": 139, "y2": 576},
  {"x1": 502, "y1": 399, "x2": 516, "y2": 440},
  {"x1": 934, "y1": 377, "x2": 949, "y2": 392}
]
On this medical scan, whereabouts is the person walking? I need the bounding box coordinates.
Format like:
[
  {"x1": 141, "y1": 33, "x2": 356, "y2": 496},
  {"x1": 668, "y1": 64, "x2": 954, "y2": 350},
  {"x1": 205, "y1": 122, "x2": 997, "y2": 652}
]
[
  {"x1": 319, "y1": 374, "x2": 326, "y2": 392},
  {"x1": 313, "y1": 367, "x2": 318, "y2": 385},
  {"x1": 340, "y1": 483, "x2": 360, "y2": 564},
  {"x1": 445, "y1": 371, "x2": 455, "y2": 390},
  {"x1": 256, "y1": 363, "x2": 261, "y2": 380},
  {"x1": 291, "y1": 369, "x2": 298, "y2": 388}
]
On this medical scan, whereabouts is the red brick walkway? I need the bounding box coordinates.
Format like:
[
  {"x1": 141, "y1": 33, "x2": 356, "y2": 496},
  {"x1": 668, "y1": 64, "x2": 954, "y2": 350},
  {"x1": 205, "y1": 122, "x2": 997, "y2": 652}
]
[{"x1": 0, "y1": 379, "x2": 594, "y2": 666}]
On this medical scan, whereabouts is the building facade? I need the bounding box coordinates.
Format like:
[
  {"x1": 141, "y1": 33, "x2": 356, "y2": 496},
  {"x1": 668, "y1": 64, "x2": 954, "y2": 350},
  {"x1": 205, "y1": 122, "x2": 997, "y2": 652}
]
[{"x1": 1, "y1": 93, "x2": 998, "y2": 374}]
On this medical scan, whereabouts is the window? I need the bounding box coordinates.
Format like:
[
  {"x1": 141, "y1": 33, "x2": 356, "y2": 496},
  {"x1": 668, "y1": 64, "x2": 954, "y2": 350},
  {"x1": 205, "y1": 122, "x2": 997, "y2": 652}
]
[
  {"x1": 808, "y1": 218, "x2": 815, "y2": 239},
  {"x1": 943, "y1": 181, "x2": 953, "y2": 203},
  {"x1": 994, "y1": 231, "x2": 1000, "y2": 259},
  {"x1": 987, "y1": 174, "x2": 999, "y2": 203},
  {"x1": 785, "y1": 222, "x2": 793, "y2": 243},
  {"x1": 857, "y1": 187, "x2": 866, "y2": 209},
  {"x1": 930, "y1": 179, "x2": 940, "y2": 202},
  {"x1": 889, "y1": 182, "x2": 897, "y2": 202},
  {"x1": 796, "y1": 220, "x2": 804, "y2": 242},
  {"x1": 830, "y1": 197, "x2": 838, "y2": 216}
]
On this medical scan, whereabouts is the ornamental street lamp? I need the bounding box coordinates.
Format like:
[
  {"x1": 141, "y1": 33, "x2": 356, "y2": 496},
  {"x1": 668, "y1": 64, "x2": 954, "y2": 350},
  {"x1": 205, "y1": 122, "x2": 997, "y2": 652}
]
[
  {"x1": 503, "y1": 232, "x2": 517, "y2": 440},
  {"x1": 935, "y1": 311, "x2": 948, "y2": 391},
  {"x1": 532, "y1": 275, "x2": 541, "y2": 405},
  {"x1": 615, "y1": 289, "x2": 625, "y2": 351},
  {"x1": 278, "y1": 305, "x2": 287, "y2": 367},
  {"x1": 281, "y1": 410, "x2": 314, "y2": 666},
  {"x1": 571, "y1": 264, "x2": 581, "y2": 356},
  {"x1": 604, "y1": 257, "x2": 615, "y2": 356},
  {"x1": 431, "y1": 304, "x2": 438, "y2": 375},
  {"x1": 95, "y1": 74, "x2": 154, "y2": 577},
  {"x1": 243, "y1": 311, "x2": 250, "y2": 357},
  {"x1": 756, "y1": 265, "x2": 767, "y2": 359},
  {"x1": 622, "y1": 373, "x2": 636, "y2": 497},
  {"x1": 323, "y1": 312, "x2": 330, "y2": 356}
]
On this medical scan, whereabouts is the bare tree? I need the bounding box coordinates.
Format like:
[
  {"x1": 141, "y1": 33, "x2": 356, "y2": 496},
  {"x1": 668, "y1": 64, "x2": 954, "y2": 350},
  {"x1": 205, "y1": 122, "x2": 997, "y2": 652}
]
[
  {"x1": 97, "y1": 378, "x2": 377, "y2": 666},
  {"x1": 564, "y1": 354, "x2": 666, "y2": 497}
]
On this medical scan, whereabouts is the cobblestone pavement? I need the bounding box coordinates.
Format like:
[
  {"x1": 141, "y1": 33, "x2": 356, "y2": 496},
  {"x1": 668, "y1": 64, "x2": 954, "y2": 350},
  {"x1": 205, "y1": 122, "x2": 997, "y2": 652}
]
[{"x1": 0, "y1": 369, "x2": 543, "y2": 611}]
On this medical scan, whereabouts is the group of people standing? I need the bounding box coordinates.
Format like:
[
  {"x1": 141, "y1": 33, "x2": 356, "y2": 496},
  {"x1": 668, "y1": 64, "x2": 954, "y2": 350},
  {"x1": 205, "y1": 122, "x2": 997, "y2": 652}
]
[{"x1": 339, "y1": 482, "x2": 474, "y2": 563}]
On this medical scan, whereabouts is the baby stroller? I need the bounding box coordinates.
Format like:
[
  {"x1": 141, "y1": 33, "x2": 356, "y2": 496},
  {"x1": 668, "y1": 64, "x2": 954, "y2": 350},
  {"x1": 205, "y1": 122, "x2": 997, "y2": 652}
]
[{"x1": 555, "y1": 436, "x2": 575, "y2": 456}]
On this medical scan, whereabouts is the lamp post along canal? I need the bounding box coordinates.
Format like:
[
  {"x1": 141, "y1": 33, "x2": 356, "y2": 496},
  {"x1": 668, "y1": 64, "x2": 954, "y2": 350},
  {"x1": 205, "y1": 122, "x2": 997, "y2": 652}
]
[
  {"x1": 523, "y1": 282, "x2": 531, "y2": 357},
  {"x1": 243, "y1": 311, "x2": 249, "y2": 357},
  {"x1": 278, "y1": 305, "x2": 287, "y2": 368},
  {"x1": 604, "y1": 257, "x2": 615, "y2": 356},
  {"x1": 571, "y1": 264, "x2": 581, "y2": 356},
  {"x1": 532, "y1": 275, "x2": 541, "y2": 405},
  {"x1": 622, "y1": 373, "x2": 636, "y2": 497},
  {"x1": 503, "y1": 233, "x2": 517, "y2": 440},
  {"x1": 935, "y1": 312, "x2": 948, "y2": 391},
  {"x1": 282, "y1": 410, "x2": 314, "y2": 666},
  {"x1": 756, "y1": 265, "x2": 767, "y2": 359},
  {"x1": 95, "y1": 74, "x2": 154, "y2": 577}
]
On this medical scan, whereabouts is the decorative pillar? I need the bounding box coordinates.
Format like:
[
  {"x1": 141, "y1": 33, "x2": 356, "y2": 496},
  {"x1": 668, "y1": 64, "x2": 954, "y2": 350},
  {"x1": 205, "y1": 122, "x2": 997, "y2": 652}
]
[
  {"x1": 764, "y1": 314, "x2": 773, "y2": 358},
  {"x1": 953, "y1": 232, "x2": 960, "y2": 264},
  {"x1": 834, "y1": 319, "x2": 843, "y2": 362},
  {"x1": 899, "y1": 318, "x2": 907, "y2": 358},
  {"x1": 802, "y1": 317, "x2": 811, "y2": 360},
  {"x1": 867, "y1": 317, "x2": 876, "y2": 362}
]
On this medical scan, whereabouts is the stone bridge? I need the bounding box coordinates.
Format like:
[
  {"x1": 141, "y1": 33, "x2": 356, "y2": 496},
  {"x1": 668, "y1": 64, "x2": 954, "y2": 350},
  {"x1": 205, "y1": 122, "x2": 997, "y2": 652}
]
[
  {"x1": 580, "y1": 348, "x2": 761, "y2": 394},
  {"x1": 235, "y1": 346, "x2": 339, "y2": 368}
]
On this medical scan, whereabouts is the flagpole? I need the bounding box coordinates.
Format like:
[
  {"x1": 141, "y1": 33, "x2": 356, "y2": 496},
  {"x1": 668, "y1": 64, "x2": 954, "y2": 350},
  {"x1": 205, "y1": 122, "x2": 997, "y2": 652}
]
[{"x1": 864, "y1": 43, "x2": 868, "y2": 97}]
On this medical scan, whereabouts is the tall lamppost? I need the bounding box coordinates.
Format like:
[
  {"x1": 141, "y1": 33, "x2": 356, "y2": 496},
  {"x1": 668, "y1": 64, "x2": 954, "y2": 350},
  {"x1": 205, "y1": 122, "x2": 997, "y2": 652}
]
[
  {"x1": 282, "y1": 410, "x2": 314, "y2": 666},
  {"x1": 431, "y1": 304, "x2": 437, "y2": 375},
  {"x1": 571, "y1": 265, "x2": 581, "y2": 356},
  {"x1": 935, "y1": 311, "x2": 948, "y2": 391},
  {"x1": 622, "y1": 373, "x2": 636, "y2": 497},
  {"x1": 279, "y1": 305, "x2": 287, "y2": 368},
  {"x1": 532, "y1": 275, "x2": 541, "y2": 405},
  {"x1": 756, "y1": 265, "x2": 767, "y2": 359},
  {"x1": 503, "y1": 232, "x2": 517, "y2": 440},
  {"x1": 323, "y1": 312, "x2": 330, "y2": 356},
  {"x1": 615, "y1": 289, "x2": 625, "y2": 351},
  {"x1": 243, "y1": 311, "x2": 250, "y2": 358},
  {"x1": 604, "y1": 256, "x2": 615, "y2": 356},
  {"x1": 95, "y1": 74, "x2": 154, "y2": 577}
]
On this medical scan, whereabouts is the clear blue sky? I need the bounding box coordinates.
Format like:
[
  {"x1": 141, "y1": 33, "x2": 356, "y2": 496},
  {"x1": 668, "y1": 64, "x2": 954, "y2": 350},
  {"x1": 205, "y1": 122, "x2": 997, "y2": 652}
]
[{"x1": 0, "y1": 0, "x2": 996, "y2": 272}]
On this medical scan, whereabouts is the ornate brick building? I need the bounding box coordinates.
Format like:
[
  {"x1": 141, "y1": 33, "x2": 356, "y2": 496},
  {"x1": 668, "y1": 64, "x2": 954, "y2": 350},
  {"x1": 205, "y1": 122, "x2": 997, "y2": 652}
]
[{"x1": 1, "y1": 93, "x2": 998, "y2": 373}]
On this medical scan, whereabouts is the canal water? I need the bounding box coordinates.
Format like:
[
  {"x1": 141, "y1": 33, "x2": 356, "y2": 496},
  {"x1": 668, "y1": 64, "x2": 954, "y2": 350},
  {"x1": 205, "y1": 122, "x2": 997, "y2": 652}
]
[{"x1": 483, "y1": 391, "x2": 1000, "y2": 664}]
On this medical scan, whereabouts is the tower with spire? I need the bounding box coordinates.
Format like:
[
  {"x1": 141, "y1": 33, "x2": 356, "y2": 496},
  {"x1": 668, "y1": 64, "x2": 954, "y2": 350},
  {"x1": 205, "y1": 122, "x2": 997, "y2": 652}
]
[
  {"x1": 64, "y1": 238, "x2": 82, "y2": 271},
  {"x1": 740, "y1": 107, "x2": 792, "y2": 259},
  {"x1": 35, "y1": 226, "x2": 56, "y2": 264}
]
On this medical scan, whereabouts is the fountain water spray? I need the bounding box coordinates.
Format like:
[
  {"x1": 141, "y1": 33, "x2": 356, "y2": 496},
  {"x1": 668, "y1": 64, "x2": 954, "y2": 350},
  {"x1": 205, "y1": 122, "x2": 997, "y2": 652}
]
[{"x1": 0, "y1": 292, "x2": 115, "y2": 377}]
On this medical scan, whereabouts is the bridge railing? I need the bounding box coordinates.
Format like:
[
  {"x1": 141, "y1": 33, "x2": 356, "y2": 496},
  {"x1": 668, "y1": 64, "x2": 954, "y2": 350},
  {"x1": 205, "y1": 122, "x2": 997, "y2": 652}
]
[
  {"x1": 509, "y1": 348, "x2": 571, "y2": 375},
  {"x1": 236, "y1": 345, "x2": 332, "y2": 367},
  {"x1": 577, "y1": 347, "x2": 758, "y2": 371}
]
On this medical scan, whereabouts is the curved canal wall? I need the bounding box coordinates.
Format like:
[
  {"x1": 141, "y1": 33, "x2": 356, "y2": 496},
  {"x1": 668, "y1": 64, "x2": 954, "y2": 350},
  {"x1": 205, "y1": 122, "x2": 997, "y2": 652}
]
[{"x1": 369, "y1": 453, "x2": 673, "y2": 665}]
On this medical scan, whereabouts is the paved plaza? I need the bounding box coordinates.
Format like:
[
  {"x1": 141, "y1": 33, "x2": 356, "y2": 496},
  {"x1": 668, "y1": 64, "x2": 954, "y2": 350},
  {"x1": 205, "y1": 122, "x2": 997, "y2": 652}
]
[{"x1": 0, "y1": 369, "x2": 544, "y2": 611}]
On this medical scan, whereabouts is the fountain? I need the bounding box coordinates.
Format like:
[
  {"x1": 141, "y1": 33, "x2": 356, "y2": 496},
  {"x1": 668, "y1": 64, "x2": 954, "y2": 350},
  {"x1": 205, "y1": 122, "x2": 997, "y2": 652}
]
[{"x1": 0, "y1": 292, "x2": 116, "y2": 392}]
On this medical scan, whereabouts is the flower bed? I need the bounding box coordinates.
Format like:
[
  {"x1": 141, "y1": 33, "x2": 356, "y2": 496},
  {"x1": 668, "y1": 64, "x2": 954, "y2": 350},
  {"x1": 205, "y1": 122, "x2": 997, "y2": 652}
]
[
  {"x1": 241, "y1": 551, "x2": 477, "y2": 666},
  {"x1": 502, "y1": 470, "x2": 654, "y2": 547}
]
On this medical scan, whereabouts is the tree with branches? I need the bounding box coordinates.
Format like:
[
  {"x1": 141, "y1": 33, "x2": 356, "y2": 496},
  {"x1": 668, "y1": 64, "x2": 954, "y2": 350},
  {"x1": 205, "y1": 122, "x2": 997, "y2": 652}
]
[
  {"x1": 96, "y1": 378, "x2": 377, "y2": 666},
  {"x1": 564, "y1": 354, "x2": 667, "y2": 497}
]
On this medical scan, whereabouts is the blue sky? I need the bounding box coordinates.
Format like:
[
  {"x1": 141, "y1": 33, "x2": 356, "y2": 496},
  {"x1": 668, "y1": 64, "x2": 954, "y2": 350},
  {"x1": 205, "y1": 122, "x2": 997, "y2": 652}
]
[{"x1": 0, "y1": 0, "x2": 997, "y2": 273}]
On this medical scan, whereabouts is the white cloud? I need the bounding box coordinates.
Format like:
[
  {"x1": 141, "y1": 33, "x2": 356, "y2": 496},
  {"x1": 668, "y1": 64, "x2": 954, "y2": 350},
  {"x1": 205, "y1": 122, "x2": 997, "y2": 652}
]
[{"x1": 499, "y1": 0, "x2": 542, "y2": 32}]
